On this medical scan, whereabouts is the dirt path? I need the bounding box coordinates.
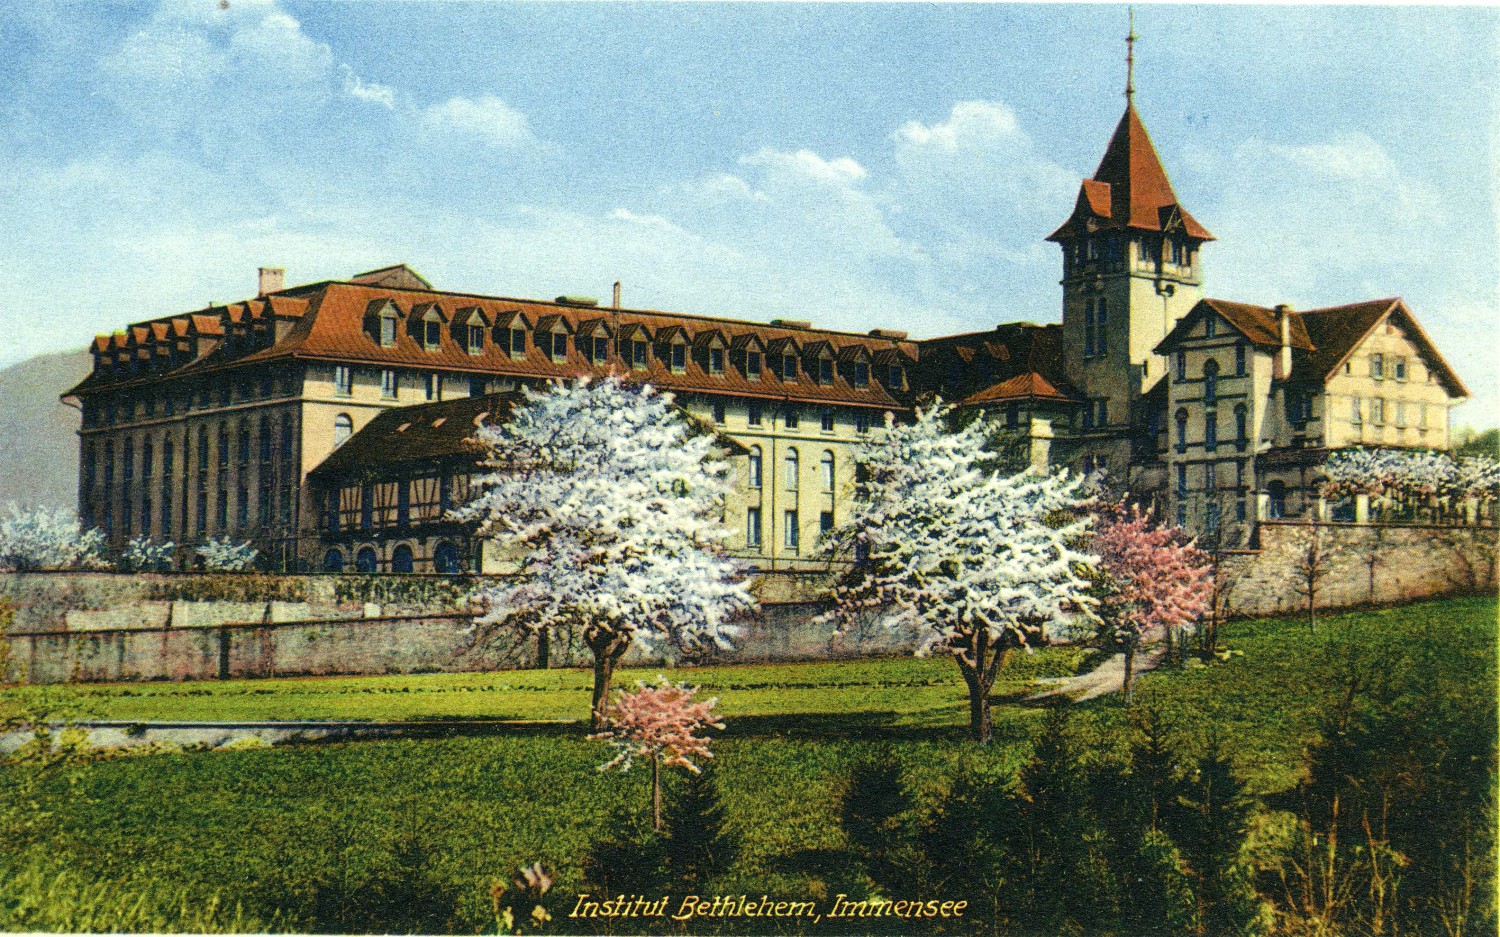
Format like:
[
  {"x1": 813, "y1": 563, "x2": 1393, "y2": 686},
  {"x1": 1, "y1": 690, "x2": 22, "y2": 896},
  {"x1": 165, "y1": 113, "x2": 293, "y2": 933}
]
[{"x1": 1025, "y1": 646, "x2": 1168, "y2": 703}]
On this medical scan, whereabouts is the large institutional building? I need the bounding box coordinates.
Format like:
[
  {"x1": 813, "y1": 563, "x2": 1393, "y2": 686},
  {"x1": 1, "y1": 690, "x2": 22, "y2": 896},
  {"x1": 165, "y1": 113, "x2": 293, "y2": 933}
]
[{"x1": 65, "y1": 94, "x2": 1469, "y2": 573}]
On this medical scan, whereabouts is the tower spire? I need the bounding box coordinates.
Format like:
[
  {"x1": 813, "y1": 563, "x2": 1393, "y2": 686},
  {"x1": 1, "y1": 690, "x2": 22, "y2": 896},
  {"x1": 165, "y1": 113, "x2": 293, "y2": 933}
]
[{"x1": 1125, "y1": 7, "x2": 1138, "y2": 102}]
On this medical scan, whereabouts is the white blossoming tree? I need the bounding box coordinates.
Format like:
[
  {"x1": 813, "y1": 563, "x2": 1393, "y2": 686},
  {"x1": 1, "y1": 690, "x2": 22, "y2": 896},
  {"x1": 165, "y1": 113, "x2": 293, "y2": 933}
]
[
  {"x1": 121, "y1": 536, "x2": 176, "y2": 572},
  {"x1": 0, "y1": 504, "x2": 108, "y2": 572},
  {"x1": 821, "y1": 403, "x2": 1097, "y2": 744},
  {"x1": 455, "y1": 376, "x2": 755, "y2": 730}
]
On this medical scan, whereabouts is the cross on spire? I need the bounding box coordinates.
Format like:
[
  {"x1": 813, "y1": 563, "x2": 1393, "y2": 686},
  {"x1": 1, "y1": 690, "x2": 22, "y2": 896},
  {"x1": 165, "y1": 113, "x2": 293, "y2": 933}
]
[{"x1": 1125, "y1": 7, "x2": 1138, "y2": 102}]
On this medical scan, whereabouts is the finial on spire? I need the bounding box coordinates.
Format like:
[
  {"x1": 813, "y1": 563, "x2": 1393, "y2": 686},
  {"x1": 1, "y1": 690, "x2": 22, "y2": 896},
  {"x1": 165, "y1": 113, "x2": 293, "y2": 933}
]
[{"x1": 1125, "y1": 7, "x2": 1138, "y2": 102}]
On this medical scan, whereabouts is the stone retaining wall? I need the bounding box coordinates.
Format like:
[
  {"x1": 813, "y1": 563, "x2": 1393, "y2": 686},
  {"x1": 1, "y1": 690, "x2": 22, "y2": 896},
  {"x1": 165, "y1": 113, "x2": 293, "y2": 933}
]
[{"x1": 2, "y1": 524, "x2": 1491, "y2": 684}]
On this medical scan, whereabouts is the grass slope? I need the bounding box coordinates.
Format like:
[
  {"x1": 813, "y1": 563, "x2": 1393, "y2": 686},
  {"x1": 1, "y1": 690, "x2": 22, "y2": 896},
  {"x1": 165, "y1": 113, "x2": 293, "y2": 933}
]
[{"x1": 1, "y1": 595, "x2": 1493, "y2": 933}]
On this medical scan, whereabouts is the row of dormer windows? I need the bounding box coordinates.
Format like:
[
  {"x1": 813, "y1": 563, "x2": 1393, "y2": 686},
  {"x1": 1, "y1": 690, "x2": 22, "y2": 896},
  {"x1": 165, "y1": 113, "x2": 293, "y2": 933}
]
[{"x1": 366, "y1": 305, "x2": 905, "y2": 389}]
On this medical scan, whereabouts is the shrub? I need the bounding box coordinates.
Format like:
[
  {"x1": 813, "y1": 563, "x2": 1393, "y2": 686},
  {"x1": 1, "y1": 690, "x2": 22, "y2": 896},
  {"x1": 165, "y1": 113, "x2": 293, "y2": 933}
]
[
  {"x1": 197, "y1": 537, "x2": 258, "y2": 572},
  {"x1": 120, "y1": 535, "x2": 175, "y2": 572},
  {"x1": 0, "y1": 504, "x2": 107, "y2": 571}
]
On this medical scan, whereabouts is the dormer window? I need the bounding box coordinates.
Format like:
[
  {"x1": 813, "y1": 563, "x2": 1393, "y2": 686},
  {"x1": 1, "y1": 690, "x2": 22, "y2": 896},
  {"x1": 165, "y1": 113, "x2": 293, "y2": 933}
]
[
  {"x1": 380, "y1": 309, "x2": 398, "y2": 347},
  {"x1": 424, "y1": 318, "x2": 442, "y2": 350},
  {"x1": 550, "y1": 331, "x2": 568, "y2": 362},
  {"x1": 818, "y1": 358, "x2": 834, "y2": 384},
  {"x1": 783, "y1": 354, "x2": 798, "y2": 379},
  {"x1": 510, "y1": 327, "x2": 526, "y2": 358},
  {"x1": 670, "y1": 342, "x2": 687, "y2": 373},
  {"x1": 468, "y1": 324, "x2": 485, "y2": 355},
  {"x1": 630, "y1": 339, "x2": 648, "y2": 369},
  {"x1": 887, "y1": 365, "x2": 905, "y2": 389},
  {"x1": 591, "y1": 336, "x2": 609, "y2": 363},
  {"x1": 746, "y1": 351, "x2": 762, "y2": 381},
  {"x1": 709, "y1": 348, "x2": 725, "y2": 374},
  {"x1": 853, "y1": 362, "x2": 869, "y2": 388}
]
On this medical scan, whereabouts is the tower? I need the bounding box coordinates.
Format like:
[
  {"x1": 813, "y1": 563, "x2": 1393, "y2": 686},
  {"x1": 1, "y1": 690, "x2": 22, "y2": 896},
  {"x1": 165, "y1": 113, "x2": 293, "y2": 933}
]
[{"x1": 1047, "y1": 18, "x2": 1212, "y2": 466}]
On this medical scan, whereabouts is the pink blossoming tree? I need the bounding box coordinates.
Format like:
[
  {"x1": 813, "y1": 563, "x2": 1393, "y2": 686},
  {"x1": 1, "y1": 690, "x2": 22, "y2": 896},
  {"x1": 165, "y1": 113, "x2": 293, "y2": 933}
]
[
  {"x1": 593, "y1": 678, "x2": 723, "y2": 831},
  {"x1": 1093, "y1": 502, "x2": 1213, "y2": 704}
]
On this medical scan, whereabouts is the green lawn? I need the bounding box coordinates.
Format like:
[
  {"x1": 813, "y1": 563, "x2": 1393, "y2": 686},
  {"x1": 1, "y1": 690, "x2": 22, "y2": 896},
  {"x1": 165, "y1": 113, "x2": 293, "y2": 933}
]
[
  {"x1": 1, "y1": 595, "x2": 1493, "y2": 934},
  {"x1": 2, "y1": 646, "x2": 1085, "y2": 727}
]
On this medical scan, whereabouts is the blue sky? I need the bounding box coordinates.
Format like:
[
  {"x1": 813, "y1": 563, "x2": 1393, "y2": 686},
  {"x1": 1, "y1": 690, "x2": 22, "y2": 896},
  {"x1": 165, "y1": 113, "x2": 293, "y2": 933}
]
[{"x1": 2, "y1": 2, "x2": 1496, "y2": 428}]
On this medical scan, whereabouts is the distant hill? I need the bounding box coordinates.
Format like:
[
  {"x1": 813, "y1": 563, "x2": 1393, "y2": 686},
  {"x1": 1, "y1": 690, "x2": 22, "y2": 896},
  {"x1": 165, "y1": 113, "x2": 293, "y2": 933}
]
[{"x1": 0, "y1": 349, "x2": 89, "y2": 510}]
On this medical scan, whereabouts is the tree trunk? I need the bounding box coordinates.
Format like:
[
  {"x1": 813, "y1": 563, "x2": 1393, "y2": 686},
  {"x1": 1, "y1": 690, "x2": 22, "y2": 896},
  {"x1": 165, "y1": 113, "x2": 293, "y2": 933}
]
[
  {"x1": 588, "y1": 633, "x2": 631, "y2": 732},
  {"x1": 651, "y1": 752, "x2": 662, "y2": 832},
  {"x1": 956, "y1": 629, "x2": 998, "y2": 745},
  {"x1": 965, "y1": 675, "x2": 994, "y2": 745},
  {"x1": 1123, "y1": 643, "x2": 1136, "y2": 706},
  {"x1": 535, "y1": 628, "x2": 550, "y2": 670},
  {"x1": 1308, "y1": 587, "x2": 1318, "y2": 635}
]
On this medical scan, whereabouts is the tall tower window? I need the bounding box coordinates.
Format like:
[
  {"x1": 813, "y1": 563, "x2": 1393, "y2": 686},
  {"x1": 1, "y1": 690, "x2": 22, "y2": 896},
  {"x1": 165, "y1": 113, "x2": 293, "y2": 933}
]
[
  {"x1": 1082, "y1": 298, "x2": 1108, "y2": 357},
  {"x1": 1203, "y1": 359, "x2": 1219, "y2": 404}
]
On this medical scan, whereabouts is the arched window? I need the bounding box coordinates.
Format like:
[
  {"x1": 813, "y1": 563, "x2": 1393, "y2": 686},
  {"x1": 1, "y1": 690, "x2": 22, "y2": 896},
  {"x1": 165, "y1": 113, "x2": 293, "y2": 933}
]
[
  {"x1": 1203, "y1": 359, "x2": 1219, "y2": 404},
  {"x1": 784, "y1": 449, "x2": 799, "y2": 491},
  {"x1": 391, "y1": 544, "x2": 414, "y2": 573},
  {"x1": 1267, "y1": 481, "x2": 1287, "y2": 520},
  {"x1": 747, "y1": 446, "x2": 762, "y2": 489},
  {"x1": 433, "y1": 541, "x2": 461, "y2": 574},
  {"x1": 820, "y1": 451, "x2": 835, "y2": 492},
  {"x1": 322, "y1": 548, "x2": 345, "y2": 572},
  {"x1": 356, "y1": 546, "x2": 378, "y2": 573},
  {"x1": 334, "y1": 414, "x2": 353, "y2": 448},
  {"x1": 1235, "y1": 404, "x2": 1249, "y2": 448},
  {"x1": 1175, "y1": 408, "x2": 1189, "y2": 453}
]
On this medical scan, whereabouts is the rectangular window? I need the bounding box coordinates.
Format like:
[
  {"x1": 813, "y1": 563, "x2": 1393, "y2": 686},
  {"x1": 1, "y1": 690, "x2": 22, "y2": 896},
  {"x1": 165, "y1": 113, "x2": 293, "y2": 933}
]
[
  {"x1": 853, "y1": 362, "x2": 870, "y2": 387},
  {"x1": 380, "y1": 316, "x2": 397, "y2": 347},
  {"x1": 1394, "y1": 358, "x2": 1408, "y2": 381},
  {"x1": 1176, "y1": 502, "x2": 1187, "y2": 527},
  {"x1": 856, "y1": 412, "x2": 870, "y2": 434},
  {"x1": 468, "y1": 324, "x2": 485, "y2": 354},
  {"x1": 782, "y1": 354, "x2": 798, "y2": 379},
  {"x1": 746, "y1": 508, "x2": 762, "y2": 549},
  {"x1": 671, "y1": 344, "x2": 687, "y2": 372},
  {"x1": 1371, "y1": 353, "x2": 1384, "y2": 380},
  {"x1": 1176, "y1": 351, "x2": 1186, "y2": 382},
  {"x1": 593, "y1": 336, "x2": 609, "y2": 363},
  {"x1": 1351, "y1": 396, "x2": 1363, "y2": 425},
  {"x1": 709, "y1": 347, "x2": 725, "y2": 374},
  {"x1": 747, "y1": 352, "x2": 762, "y2": 381},
  {"x1": 425, "y1": 372, "x2": 439, "y2": 402},
  {"x1": 381, "y1": 369, "x2": 397, "y2": 399},
  {"x1": 1371, "y1": 397, "x2": 1385, "y2": 424},
  {"x1": 821, "y1": 409, "x2": 835, "y2": 433},
  {"x1": 551, "y1": 332, "x2": 568, "y2": 362},
  {"x1": 1205, "y1": 411, "x2": 1218, "y2": 452},
  {"x1": 334, "y1": 365, "x2": 352, "y2": 396},
  {"x1": 712, "y1": 401, "x2": 726, "y2": 424},
  {"x1": 820, "y1": 510, "x2": 834, "y2": 536},
  {"x1": 784, "y1": 510, "x2": 799, "y2": 550},
  {"x1": 632, "y1": 340, "x2": 648, "y2": 369},
  {"x1": 818, "y1": 359, "x2": 834, "y2": 384},
  {"x1": 424, "y1": 319, "x2": 441, "y2": 350},
  {"x1": 748, "y1": 404, "x2": 762, "y2": 427},
  {"x1": 785, "y1": 456, "x2": 799, "y2": 491},
  {"x1": 1235, "y1": 344, "x2": 1247, "y2": 376},
  {"x1": 1235, "y1": 496, "x2": 1247, "y2": 522},
  {"x1": 1176, "y1": 463, "x2": 1188, "y2": 497},
  {"x1": 1395, "y1": 401, "x2": 1407, "y2": 428},
  {"x1": 748, "y1": 450, "x2": 762, "y2": 488},
  {"x1": 784, "y1": 407, "x2": 800, "y2": 430},
  {"x1": 1095, "y1": 399, "x2": 1107, "y2": 428},
  {"x1": 510, "y1": 328, "x2": 527, "y2": 357},
  {"x1": 887, "y1": 365, "x2": 904, "y2": 389}
]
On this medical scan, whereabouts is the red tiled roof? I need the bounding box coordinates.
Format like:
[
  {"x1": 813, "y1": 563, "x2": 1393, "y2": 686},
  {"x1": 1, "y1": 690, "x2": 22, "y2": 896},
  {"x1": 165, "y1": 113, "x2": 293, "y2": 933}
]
[
  {"x1": 961, "y1": 371, "x2": 1074, "y2": 406},
  {"x1": 1157, "y1": 298, "x2": 1314, "y2": 352},
  {"x1": 917, "y1": 323, "x2": 1080, "y2": 406},
  {"x1": 77, "y1": 280, "x2": 918, "y2": 410},
  {"x1": 1049, "y1": 104, "x2": 1213, "y2": 242}
]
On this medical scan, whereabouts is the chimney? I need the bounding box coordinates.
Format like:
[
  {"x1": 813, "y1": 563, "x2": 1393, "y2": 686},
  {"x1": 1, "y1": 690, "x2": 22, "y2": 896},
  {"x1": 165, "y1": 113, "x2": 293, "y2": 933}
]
[
  {"x1": 258, "y1": 267, "x2": 285, "y2": 296},
  {"x1": 1275, "y1": 304, "x2": 1293, "y2": 379},
  {"x1": 613, "y1": 281, "x2": 622, "y2": 309}
]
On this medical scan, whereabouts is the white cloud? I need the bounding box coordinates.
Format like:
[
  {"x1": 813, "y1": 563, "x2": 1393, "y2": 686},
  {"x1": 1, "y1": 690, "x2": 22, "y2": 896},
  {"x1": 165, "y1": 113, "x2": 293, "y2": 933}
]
[
  {"x1": 341, "y1": 66, "x2": 396, "y2": 109},
  {"x1": 423, "y1": 95, "x2": 541, "y2": 150}
]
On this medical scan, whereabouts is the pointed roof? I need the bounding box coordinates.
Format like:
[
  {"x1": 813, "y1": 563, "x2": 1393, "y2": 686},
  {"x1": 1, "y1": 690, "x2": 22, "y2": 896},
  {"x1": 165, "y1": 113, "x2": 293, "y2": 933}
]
[{"x1": 1049, "y1": 104, "x2": 1213, "y2": 242}]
